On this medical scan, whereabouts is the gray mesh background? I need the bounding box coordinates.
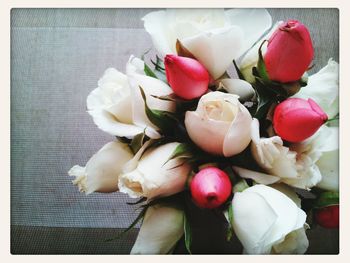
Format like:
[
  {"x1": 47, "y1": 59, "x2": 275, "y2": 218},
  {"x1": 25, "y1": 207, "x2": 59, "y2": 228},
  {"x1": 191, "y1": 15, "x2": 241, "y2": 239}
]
[{"x1": 11, "y1": 8, "x2": 339, "y2": 254}]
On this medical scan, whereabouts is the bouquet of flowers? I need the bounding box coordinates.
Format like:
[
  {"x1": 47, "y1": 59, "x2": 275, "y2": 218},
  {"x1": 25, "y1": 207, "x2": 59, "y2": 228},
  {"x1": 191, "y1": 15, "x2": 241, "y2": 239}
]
[{"x1": 69, "y1": 9, "x2": 339, "y2": 254}]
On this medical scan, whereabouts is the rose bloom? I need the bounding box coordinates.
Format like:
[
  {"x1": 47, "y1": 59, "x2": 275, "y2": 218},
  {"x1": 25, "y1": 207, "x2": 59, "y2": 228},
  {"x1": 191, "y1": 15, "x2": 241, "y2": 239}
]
[
  {"x1": 68, "y1": 141, "x2": 133, "y2": 194},
  {"x1": 264, "y1": 20, "x2": 314, "y2": 83},
  {"x1": 118, "y1": 142, "x2": 191, "y2": 199},
  {"x1": 185, "y1": 91, "x2": 252, "y2": 157},
  {"x1": 231, "y1": 184, "x2": 308, "y2": 254},
  {"x1": 87, "y1": 55, "x2": 175, "y2": 139},
  {"x1": 131, "y1": 204, "x2": 184, "y2": 254}
]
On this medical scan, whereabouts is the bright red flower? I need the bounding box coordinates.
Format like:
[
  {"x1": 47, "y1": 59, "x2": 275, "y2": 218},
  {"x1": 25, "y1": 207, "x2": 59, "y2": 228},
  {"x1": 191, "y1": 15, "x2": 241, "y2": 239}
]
[
  {"x1": 273, "y1": 98, "x2": 328, "y2": 143},
  {"x1": 164, "y1": 54, "x2": 209, "y2": 100},
  {"x1": 190, "y1": 167, "x2": 232, "y2": 209},
  {"x1": 264, "y1": 20, "x2": 314, "y2": 83},
  {"x1": 314, "y1": 205, "x2": 339, "y2": 229}
]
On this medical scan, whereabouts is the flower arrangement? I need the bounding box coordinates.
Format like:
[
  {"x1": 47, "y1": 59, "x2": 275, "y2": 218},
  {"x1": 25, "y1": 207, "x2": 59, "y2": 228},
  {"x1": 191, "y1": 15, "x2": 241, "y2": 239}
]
[{"x1": 69, "y1": 9, "x2": 339, "y2": 254}]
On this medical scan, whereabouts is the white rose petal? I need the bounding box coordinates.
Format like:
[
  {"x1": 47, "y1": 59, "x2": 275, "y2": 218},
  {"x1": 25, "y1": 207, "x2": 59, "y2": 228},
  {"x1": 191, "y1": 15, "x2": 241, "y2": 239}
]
[
  {"x1": 185, "y1": 91, "x2": 252, "y2": 157},
  {"x1": 118, "y1": 142, "x2": 191, "y2": 199},
  {"x1": 68, "y1": 141, "x2": 133, "y2": 194},
  {"x1": 219, "y1": 78, "x2": 255, "y2": 101},
  {"x1": 131, "y1": 204, "x2": 184, "y2": 254},
  {"x1": 293, "y1": 59, "x2": 339, "y2": 119},
  {"x1": 232, "y1": 184, "x2": 307, "y2": 254},
  {"x1": 271, "y1": 227, "x2": 309, "y2": 254},
  {"x1": 182, "y1": 26, "x2": 244, "y2": 79}
]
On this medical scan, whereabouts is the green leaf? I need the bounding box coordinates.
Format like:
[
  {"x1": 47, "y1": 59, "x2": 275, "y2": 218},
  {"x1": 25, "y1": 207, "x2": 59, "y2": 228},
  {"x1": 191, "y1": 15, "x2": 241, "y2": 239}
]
[
  {"x1": 184, "y1": 213, "x2": 192, "y2": 254},
  {"x1": 164, "y1": 143, "x2": 193, "y2": 165},
  {"x1": 130, "y1": 131, "x2": 148, "y2": 155},
  {"x1": 151, "y1": 55, "x2": 166, "y2": 71},
  {"x1": 253, "y1": 78, "x2": 274, "y2": 120},
  {"x1": 233, "y1": 179, "x2": 249, "y2": 193},
  {"x1": 104, "y1": 208, "x2": 147, "y2": 242},
  {"x1": 232, "y1": 60, "x2": 246, "y2": 81},
  {"x1": 126, "y1": 197, "x2": 147, "y2": 206},
  {"x1": 139, "y1": 86, "x2": 177, "y2": 133},
  {"x1": 226, "y1": 204, "x2": 234, "y2": 241},
  {"x1": 256, "y1": 40, "x2": 270, "y2": 82},
  {"x1": 144, "y1": 63, "x2": 158, "y2": 79},
  {"x1": 313, "y1": 191, "x2": 339, "y2": 209}
]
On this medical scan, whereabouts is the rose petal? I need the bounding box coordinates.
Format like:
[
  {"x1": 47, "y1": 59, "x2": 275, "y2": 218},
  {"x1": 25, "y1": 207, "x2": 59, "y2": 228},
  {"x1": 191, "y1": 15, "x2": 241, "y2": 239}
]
[
  {"x1": 247, "y1": 185, "x2": 306, "y2": 250},
  {"x1": 232, "y1": 166, "x2": 280, "y2": 185},
  {"x1": 223, "y1": 103, "x2": 252, "y2": 156},
  {"x1": 185, "y1": 111, "x2": 230, "y2": 155},
  {"x1": 182, "y1": 26, "x2": 244, "y2": 79},
  {"x1": 131, "y1": 204, "x2": 184, "y2": 254},
  {"x1": 219, "y1": 78, "x2": 255, "y2": 101},
  {"x1": 224, "y1": 8, "x2": 272, "y2": 56},
  {"x1": 233, "y1": 191, "x2": 278, "y2": 254}
]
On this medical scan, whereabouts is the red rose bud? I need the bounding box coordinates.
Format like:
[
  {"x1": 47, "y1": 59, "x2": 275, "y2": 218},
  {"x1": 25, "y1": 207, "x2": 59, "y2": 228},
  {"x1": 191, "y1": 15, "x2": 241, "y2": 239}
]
[
  {"x1": 314, "y1": 205, "x2": 339, "y2": 229},
  {"x1": 164, "y1": 54, "x2": 210, "y2": 100},
  {"x1": 190, "y1": 167, "x2": 232, "y2": 209},
  {"x1": 264, "y1": 20, "x2": 314, "y2": 83},
  {"x1": 273, "y1": 98, "x2": 328, "y2": 143}
]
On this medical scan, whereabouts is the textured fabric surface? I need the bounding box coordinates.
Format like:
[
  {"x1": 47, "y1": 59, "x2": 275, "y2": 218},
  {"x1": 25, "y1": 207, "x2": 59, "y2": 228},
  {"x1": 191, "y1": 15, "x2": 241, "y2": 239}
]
[{"x1": 11, "y1": 8, "x2": 339, "y2": 254}]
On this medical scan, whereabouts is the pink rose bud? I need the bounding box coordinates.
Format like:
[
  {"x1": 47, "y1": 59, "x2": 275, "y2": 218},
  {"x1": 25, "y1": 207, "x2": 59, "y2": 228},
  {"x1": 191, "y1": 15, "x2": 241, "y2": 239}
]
[
  {"x1": 164, "y1": 54, "x2": 210, "y2": 100},
  {"x1": 273, "y1": 98, "x2": 328, "y2": 143},
  {"x1": 314, "y1": 205, "x2": 339, "y2": 229},
  {"x1": 190, "y1": 167, "x2": 232, "y2": 209},
  {"x1": 264, "y1": 20, "x2": 314, "y2": 83}
]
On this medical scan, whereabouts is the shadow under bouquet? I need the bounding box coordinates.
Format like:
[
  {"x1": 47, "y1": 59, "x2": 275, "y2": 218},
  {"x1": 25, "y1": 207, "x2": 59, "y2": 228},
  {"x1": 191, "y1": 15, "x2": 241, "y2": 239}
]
[{"x1": 69, "y1": 9, "x2": 339, "y2": 254}]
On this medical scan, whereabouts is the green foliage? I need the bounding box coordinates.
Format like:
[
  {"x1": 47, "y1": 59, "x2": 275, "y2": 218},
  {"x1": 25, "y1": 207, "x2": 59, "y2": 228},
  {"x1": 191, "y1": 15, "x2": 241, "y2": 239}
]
[
  {"x1": 313, "y1": 191, "x2": 339, "y2": 209},
  {"x1": 139, "y1": 86, "x2": 178, "y2": 134},
  {"x1": 184, "y1": 212, "x2": 192, "y2": 254},
  {"x1": 129, "y1": 130, "x2": 148, "y2": 155}
]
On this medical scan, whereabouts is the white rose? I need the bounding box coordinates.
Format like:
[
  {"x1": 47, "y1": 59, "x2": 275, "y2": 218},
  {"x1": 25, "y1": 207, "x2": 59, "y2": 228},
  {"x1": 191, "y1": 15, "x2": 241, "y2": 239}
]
[
  {"x1": 269, "y1": 184, "x2": 309, "y2": 254},
  {"x1": 239, "y1": 21, "x2": 283, "y2": 83},
  {"x1": 239, "y1": 118, "x2": 322, "y2": 190},
  {"x1": 143, "y1": 9, "x2": 272, "y2": 79},
  {"x1": 218, "y1": 78, "x2": 255, "y2": 101},
  {"x1": 126, "y1": 56, "x2": 176, "y2": 134},
  {"x1": 87, "y1": 56, "x2": 174, "y2": 139},
  {"x1": 68, "y1": 141, "x2": 133, "y2": 194},
  {"x1": 295, "y1": 125, "x2": 339, "y2": 191},
  {"x1": 231, "y1": 184, "x2": 307, "y2": 254},
  {"x1": 293, "y1": 59, "x2": 339, "y2": 119},
  {"x1": 131, "y1": 204, "x2": 184, "y2": 254},
  {"x1": 118, "y1": 142, "x2": 191, "y2": 199},
  {"x1": 185, "y1": 91, "x2": 252, "y2": 157}
]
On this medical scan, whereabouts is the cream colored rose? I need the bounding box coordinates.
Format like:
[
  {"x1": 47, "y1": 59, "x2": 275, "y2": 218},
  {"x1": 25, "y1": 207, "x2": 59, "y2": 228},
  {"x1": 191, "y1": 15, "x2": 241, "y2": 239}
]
[
  {"x1": 87, "y1": 56, "x2": 175, "y2": 139},
  {"x1": 131, "y1": 204, "x2": 184, "y2": 254},
  {"x1": 68, "y1": 141, "x2": 133, "y2": 194},
  {"x1": 185, "y1": 91, "x2": 252, "y2": 157},
  {"x1": 237, "y1": 118, "x2": 322, "y2": 190},
  {"x1": 143, "y1": 9, "x2": 272, "y2": 79},
  {"x1": 126, "y1": 56, "x2": 176, "y2": 134},
  {"x1": 118, "y1": 142, "x2": 191, "y2": 199},
  {"x1": 231, "y1": 184, "x2": 307, "y2": 254}
]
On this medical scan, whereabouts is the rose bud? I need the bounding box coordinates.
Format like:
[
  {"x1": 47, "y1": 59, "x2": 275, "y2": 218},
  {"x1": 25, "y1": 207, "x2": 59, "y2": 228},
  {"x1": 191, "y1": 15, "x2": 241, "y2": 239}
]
[
  {"x1": 314, "y1": 205, "x2": 339, "y2": 229},
  {"x1": 190, "y1": 167, "x2": 232, "y2": 209},
  {"x1": 273, "y1": 98, "x2": 328, "y2": 143},
  {"x1": 164, "y1": 54, "x2": 210, "y2": 100},
  {"x1": 264, "y1": 20, "x2": 314, "y2": 83}
]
